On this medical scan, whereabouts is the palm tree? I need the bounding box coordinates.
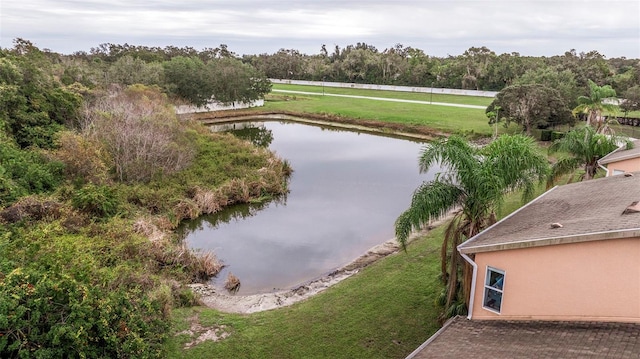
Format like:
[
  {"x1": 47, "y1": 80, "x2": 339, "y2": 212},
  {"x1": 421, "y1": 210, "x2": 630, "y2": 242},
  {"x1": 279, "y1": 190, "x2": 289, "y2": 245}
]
[
  {"x1": 573, "y1": 80, "x2": 618, "y2": 133},
  {"x1": 395, "y1": 134, "x2": 548, "y2": 319},
  {"x1": 548, "y1": 125, "x2": 631, "y2": 183}
]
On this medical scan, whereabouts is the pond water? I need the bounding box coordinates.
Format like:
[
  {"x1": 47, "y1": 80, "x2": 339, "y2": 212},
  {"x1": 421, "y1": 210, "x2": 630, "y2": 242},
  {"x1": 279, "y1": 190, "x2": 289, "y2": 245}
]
[{"x1": 180, "y1": 120, "x2": 440, "y2": 295}]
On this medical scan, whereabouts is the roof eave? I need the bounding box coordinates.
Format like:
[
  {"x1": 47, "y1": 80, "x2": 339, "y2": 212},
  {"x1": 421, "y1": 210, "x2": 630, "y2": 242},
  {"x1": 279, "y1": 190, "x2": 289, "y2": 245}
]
[
  {"x1": 598, "y1": 141, "x2": 640, "y2": 165},
  {"x1": 459, "y1": 228, "x2": 640, "y2": 254},
  {"x1": 457, "y1": 186, "x2": 559, "y2": 252},
  {"x1": 599, "y1": 151, "x2": 640, "y2": 165}
]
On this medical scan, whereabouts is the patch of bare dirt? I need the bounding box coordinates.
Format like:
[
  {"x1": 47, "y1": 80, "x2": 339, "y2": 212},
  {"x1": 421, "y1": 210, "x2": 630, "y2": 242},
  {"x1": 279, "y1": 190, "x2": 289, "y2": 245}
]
[{"x1": 176, "y1": 313, "x2": 231, "y2": 349}]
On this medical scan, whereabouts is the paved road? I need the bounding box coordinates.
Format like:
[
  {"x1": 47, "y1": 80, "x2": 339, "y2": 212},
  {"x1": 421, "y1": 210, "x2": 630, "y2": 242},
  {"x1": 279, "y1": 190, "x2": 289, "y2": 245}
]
[{"x1": 271, "y1": 89, "x2": 487, "y2": 109}]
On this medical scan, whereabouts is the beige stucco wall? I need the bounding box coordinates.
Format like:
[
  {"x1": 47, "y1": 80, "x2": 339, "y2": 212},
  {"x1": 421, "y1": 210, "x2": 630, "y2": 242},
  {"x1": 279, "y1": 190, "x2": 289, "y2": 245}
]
[
  {"x1": 470, "y1": 237, "x2": 640, "y2": 322},
  {"x1": 605, "y1": 157, "x2": 640, "y2": 176}
]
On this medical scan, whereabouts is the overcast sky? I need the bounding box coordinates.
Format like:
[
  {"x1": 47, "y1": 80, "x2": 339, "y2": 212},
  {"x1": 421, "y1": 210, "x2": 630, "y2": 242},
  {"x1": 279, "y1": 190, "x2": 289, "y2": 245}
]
[{"x1": 1, "y1": 0, "x2": 639, "y2": 58}]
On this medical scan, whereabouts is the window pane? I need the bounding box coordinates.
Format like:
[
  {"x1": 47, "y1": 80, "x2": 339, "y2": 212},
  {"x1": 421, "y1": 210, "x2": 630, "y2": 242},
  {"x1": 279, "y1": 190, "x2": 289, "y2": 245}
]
[
  {"x1": 484, "y1": 268, "x2": 505, "y2": 313},
  {"x1": 484, "y1": 288, "x2": 502, "y2": 311},
  {"x1": 488, "y1": 270, "x2": 504, "y2": 290}
]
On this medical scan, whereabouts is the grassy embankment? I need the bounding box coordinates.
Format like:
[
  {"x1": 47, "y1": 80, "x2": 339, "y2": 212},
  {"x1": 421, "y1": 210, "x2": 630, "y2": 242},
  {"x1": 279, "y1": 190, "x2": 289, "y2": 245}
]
[
  {"x1": 166, "y1": 84, "x2": 542, "y2": 358},
  {"x1": 255, "y1": 83, "x2": 640, "y2": 138},
  {"x1": 261, "y1": 83, "x2": 497, "y2": 137}
]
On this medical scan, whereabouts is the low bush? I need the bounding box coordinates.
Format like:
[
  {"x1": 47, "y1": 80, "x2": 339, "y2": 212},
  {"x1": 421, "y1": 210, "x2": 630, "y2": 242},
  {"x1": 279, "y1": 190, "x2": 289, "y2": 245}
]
[
  {"x1": 51, "y1": 131, "x2": 111, "y2": 185},
  {"x1": 0, "y1": 268, "x2": 169, "y2": 358},
  {"x1": 0, "y1": 138, "x2": 64, "y2": 207},
  {"x1": 71, "y1": 184, "x2": 121, "y2": 219}
]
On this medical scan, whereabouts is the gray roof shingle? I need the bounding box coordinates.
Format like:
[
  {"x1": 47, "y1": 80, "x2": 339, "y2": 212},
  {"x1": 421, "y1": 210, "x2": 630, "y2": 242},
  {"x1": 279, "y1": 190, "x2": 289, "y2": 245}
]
[
  {"x1": 599, "y1": 139, "x2": 640, "y2": 165},
  {"x1": 459, "y1": 172, "x2": 640, "y2": 253},
  {"x1": 407, "y1": 316, "x2": 640, "y2": 359}
]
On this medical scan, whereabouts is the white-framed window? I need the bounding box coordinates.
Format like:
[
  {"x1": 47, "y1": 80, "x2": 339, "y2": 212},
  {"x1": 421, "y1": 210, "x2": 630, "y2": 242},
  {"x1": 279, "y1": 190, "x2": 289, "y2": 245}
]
[
  {"x1": 483, "y1": 267, "x2": 505, "y2": 313},
  {"x1": 612, "y1": 169, "x2": 625, "y2": 176}
]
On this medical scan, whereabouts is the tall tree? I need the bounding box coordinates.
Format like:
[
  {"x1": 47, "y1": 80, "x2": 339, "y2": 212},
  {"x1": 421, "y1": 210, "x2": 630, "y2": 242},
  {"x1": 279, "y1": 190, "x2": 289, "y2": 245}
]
[
  {"x1": 513, "y1": 66, "x2": 579, "y2": 108},
  {"x1": 107, "y1": 55, "x2": 163, "y2": 86},
  {"x1": 162, "y1": 56, "x2": 212, "y2": 106},
  {"x1": 548, "y1": 125, "x2": 630, "y2": 183},
  {"x1": 458, "y1": 46, "x2": 497, "y2": 90},
  {"x1": 487, "y1": 84, "x2": 573, "y2": 135},
  {"x1": 572, "y1": 80, "x2": 618, "y2": 133},
  {"x1": 395, "y1": 135, "x2": 549, "y2": 319},
  {"x1": 207, "y1": 58, "x2": 271, "y2": 104},
  {"x1": 621, "y1": 85, "x2": 640, "y2": 115},
  {"x1": 0, "y1": 41, "x2": 82, "y2": 148}
]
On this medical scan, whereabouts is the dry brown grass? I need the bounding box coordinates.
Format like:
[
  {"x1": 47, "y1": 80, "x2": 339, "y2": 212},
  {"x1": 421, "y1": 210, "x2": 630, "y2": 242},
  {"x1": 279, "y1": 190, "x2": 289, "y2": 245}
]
[
  {"x1": 174, "y1": 199, "x2": 202, "y2": 221},
  {"x1": 191, "y1": 250, "x2": 225, "y2": 282},
  {"x1": 145, "y1": 238, "x2": 224, "y2": 282},
  {"x1": 192, "y1": 187, "x2": 222, "y2": 214},
  {"x1": 133, "y1": 217, "x2": 167, "y2": 242},
  {"x1": 0, "y1": 196, "x2": 63, "y2": 223},
  {"x1": 224, "y1": 272, "x2": 241, "y2": 293}
]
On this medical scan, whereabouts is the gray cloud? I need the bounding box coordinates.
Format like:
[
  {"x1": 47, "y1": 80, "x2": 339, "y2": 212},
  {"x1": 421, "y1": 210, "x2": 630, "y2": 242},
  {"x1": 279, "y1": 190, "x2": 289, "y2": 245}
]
[{"x1": 1, "y1": 0, "x2": 638, "y2": 57}]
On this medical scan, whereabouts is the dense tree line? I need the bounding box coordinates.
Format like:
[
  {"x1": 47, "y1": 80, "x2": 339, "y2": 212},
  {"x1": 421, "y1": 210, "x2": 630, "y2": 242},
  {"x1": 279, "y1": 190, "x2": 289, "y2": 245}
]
[
  {"x1": 244, "y1": 44, "x2": 638, "y2": 105},
  {"x1": 57, "y1": 40, "x2": 640, "y2": 113},
  {"x1": 25, "y1": 39, "x2": 272, "y2": 107},
  {"x1": 44, "y1": 40, "x2": 639, "y2": 111}
]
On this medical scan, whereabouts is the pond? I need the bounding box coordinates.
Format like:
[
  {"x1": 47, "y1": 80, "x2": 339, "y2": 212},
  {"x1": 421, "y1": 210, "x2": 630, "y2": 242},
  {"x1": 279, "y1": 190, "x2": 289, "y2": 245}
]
[{"x1": 180, "y1": 120, "x2": 440, "y2": 295}]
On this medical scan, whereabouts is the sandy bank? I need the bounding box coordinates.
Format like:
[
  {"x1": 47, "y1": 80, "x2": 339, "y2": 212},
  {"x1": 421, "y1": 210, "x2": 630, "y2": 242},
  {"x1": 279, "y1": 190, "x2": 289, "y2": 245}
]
[{"x1": 189, "y1": 218, "x2": 449, "y2": 314}]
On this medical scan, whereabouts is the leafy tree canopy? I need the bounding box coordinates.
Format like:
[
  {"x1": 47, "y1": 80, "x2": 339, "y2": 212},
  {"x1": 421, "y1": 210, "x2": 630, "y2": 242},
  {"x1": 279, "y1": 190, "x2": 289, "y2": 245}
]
[
  {"x1": 0, "y1": 41, "x2": 82, "y2": 148},
  {"x1": 620, "y1": 85, "x2": 640, "y2": 114},
  {"x1": 487, "y1": 84, "x2": 574, "y2": 135}
]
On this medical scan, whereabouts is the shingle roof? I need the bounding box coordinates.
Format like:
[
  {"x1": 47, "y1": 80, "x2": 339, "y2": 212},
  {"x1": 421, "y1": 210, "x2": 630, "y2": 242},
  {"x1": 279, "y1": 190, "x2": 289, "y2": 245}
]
[
  {"x1": 599, "y1": 139, "x2": 640, "y2": 165},
  {"x1": 407, "y1": 316, "x2": 640, "y2": 359},
  {"x1": 458, "y1": 172, "x2": 640, "y2": 254}
]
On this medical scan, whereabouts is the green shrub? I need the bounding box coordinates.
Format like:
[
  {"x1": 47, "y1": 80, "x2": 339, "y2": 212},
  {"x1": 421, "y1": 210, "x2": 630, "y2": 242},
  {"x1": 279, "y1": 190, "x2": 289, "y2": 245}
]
[
  {"x1": 551, "y1": 131, "x2": 565, "y2": 141},
  {"x1": 0, "y1": 268, "x2": 169, "y2": 359},
  {"x1": 540, "y1": 129, "x2": 552, "y2": 141},
  {"x1": 0, "y1": 138, "x2": 64, "y2": 207},
  {"x1": 71, "y1": 184, "x2": 120, "y2": 218}
]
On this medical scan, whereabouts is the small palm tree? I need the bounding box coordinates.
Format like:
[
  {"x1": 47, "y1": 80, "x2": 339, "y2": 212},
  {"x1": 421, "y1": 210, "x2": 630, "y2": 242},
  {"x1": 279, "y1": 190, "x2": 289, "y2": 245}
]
[
  {"x1": 395, "y1": 134, "x2": 549, "y2": 318},
  {"x1": 548, "y1": 125, "x2": 631, "y2": 183},
  {"x1": 573, "y1": 80, "x2": 618, "y2": 133}
]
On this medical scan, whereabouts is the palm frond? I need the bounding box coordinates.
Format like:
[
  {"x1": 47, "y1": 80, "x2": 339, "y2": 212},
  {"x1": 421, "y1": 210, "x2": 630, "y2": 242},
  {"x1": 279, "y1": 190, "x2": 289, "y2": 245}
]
[
  {"x1": 419, "y1": 135, "x2": 479, "y2": 180},
  {"x1": 395, "y1": 180, "x2": 463, "y2": 249},
  {"x1": 547, "y1": 157, "x2": 582, "y2": 187}
]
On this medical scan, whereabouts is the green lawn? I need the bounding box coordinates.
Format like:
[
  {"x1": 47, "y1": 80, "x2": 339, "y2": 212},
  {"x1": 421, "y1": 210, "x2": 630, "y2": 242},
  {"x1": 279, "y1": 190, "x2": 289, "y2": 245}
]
[
  {"x1": 271, "y1": 83, "x2": 494, "y2": 107},
  {"x1": 167, "y1": 227, "x2": 446, "y2": 359},
  {"x1": 263, "y1": 84, "x2": 500, "y2": 137}
]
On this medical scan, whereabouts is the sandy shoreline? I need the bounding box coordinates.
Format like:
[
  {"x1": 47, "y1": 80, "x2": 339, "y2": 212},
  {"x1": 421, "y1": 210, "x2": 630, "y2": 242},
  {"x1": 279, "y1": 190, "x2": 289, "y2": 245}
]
[
  {"x1": 188, "y1": 238, "x2": 401, "y2": 313},
  {"x1": 189, "y1": 218, "x2": 448, "y2": 314}
]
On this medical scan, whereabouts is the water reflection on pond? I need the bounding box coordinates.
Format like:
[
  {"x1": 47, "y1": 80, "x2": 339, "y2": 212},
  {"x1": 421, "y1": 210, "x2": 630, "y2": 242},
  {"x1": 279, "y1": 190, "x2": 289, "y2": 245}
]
[{"x1": 180, "y1": 121, "x2": 440, "y2": 295}]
